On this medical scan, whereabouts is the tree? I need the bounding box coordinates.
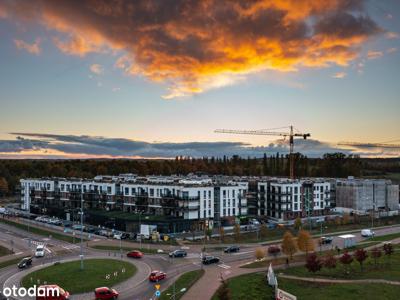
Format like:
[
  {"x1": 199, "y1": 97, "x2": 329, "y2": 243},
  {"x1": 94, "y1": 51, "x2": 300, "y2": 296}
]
[
  {"x1": 259, "y1": 223, "x2": 268, "y2": 239},
  {"x1": 323, "y1": 253, "x2": 337, "y2": 269},
  {"x1": 281, "y1": 231, "x2": 297, "y2": 260},
  {"x1": 371, "y1": 247, "x2": 382, "y2": 267},
  {"x1": 233, "y1": 224, "x2": 241, "y2": 242},
  {"x1": 294, "y1": 217, "x2": 302, "y2": 231},
  {"x1": 255, "y1": 247, "x2": 265, "y2": 260},
  {"x1": 219, "y1": 227, "x2": 225, "y2": 243},
  {"x1": 297, "y1": 230, "x2": 314, "y2": 254},
  {"x1": 217, "y1": 277, "x2": 231, "y2": 300},
  {"x1": 354, "y1": 248, "x2": 368, "y2": 271},
  {"x1": 339, "y1": 252, "x2": 353, "y2": 274},
  {"x1": 0, "y1": 177, "x2": 8, "y2": 197},
  {"x1": 305, "y1": 253, "x2": 322, "y2": 274},
  {"x1": 383, "y1": 243, "x2": 394, "y2": 265}
]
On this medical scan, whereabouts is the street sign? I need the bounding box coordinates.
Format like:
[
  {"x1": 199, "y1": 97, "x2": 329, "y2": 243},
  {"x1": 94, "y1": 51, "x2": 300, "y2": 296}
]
[{"x1": 276, "y1": 288, "x2": 297, "y2": 300}]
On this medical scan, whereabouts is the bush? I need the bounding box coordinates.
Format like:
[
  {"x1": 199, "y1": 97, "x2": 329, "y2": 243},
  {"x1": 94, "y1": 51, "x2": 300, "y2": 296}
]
[
  {"x1": 305, "y1": 253, "x2": 322, "y2": 274},
  {"x1": 255, "y1": 248, "x2": 265, "y2": 260}
]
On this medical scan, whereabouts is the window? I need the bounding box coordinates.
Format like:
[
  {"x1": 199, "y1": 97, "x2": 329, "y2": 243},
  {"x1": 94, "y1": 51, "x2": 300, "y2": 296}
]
[
  {"x1": 228, "y1": 208, "x2": 231, "y2": 215},
  {"x1": 203, "y1": 191, "x2": 206, "y2": 198},
  {"x1": 232, "y1": 190, "x2": 235, "y2": 197},
  {"x1": 107, "y1": 187, "x2": 111, "y2": 194},
  {"x1": 294, "y1": 203, "x2": 298, "y2": 210},
  {"x1": 208, "y1": 209, "x2": 211, "y2": 216},
  {"x1": 233, "y1": 199, "x2": 236, "y2": 207},
  {"x1": 294, "y1": 195, "x2": 298, "y2": 201},
  {"x1": 61, "y1": 184, "x2": 65, "y2": 191},
  {"x1": 223, "y1": 209, "x2": 226, "y2": 216},
  {"x1": 149, "y1": 189, "x2": 154, "y2": 196},
  {"x1": 233, "y1": 208, "x2": 235, "y2": 215},
  {"x1": 208, "y1": 190, "x2": 211, "y2": 198},
  {"x1": 204, "y1": 200, "x2": 206, "y2": 208},
  {"x1": 223, "y1": 190, "x2": 226, "y2": 197},
  {"x1": 131, "y1": 188, "x2": 136, "y2": 195},
  {"x1": 223, "y1": 200, "x2": 226, "y2": 207},
  {"x1": 294, "y1": 187, "x2": 298, "y2": 193},
  {"x1": 203, "y1": 210, "x2": 206, "y2": 218},
  {"x1": 208, "y1": 200, "x2": 211, "y2": 208},
  {"x1": 125, "y1": 187, "x2": 129, "y2": 195},
  {"x1": 66, "y1": 185, "x2": 70, "y2": 191}
]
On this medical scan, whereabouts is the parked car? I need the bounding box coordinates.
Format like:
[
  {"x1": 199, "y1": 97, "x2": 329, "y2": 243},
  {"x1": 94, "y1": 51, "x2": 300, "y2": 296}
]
[
  {"x1": 94, "y1": 287, "x2": 119, "y2": 300},
  {"x1": 169, "y1": 249, "x2": 187, "y2": 258},
  {"x1": 127, "y1": 250, "x2": 143, "y2": 259},
  {"x1": 120, "y1": 233, "x2": 130, "y2": 239},
  {"x1": 36, "y1": 285, "x2": 70, "y2": 300},
  {"x1": 320, "y1": 236, "x2": 333, "y2": 245},
  {"x1": 149, "y1": 270, "x2": 166, "y2": 282},
  {"x1": 35, "y1": 245, "x2": 45, "y2": 258},
  {"x1": 267, "y1": 246, "x2": 281, "y2": 256},
  {"x1": 17, "y1": 257, "x2": 32, "y2": 269},
  {"x1": 202, "y1": 255, "x2": 220, "y2": 265},
  {"x1": 113, "y1": 232, "x2": 122, "y2": 240},
  {"x1": 224, "y1": 245, "x2": 240, "y2": 253},
  {"x1": 361, "y1": 229, "x2": 375, "y2": 237}
]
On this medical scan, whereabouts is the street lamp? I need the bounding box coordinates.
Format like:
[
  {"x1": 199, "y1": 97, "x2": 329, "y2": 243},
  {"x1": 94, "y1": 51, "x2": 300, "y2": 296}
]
[{"x1": 79, "y1": 192, "x2": 84, "y2": 270}]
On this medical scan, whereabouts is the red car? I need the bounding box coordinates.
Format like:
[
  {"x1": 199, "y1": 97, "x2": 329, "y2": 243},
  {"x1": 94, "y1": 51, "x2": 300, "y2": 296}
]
[
  {"x1": 127, "y1": 250, "x2": 143, "y2": 258},
  {"x1": 94, "y1": 287, "x2": 119, "y2": 300},
  {"x1": 149, "y1": 270, "x2": 166, "y2": 282},
  {"x1": 36, "y1": 285, "x2": 70, "y2": 300}
]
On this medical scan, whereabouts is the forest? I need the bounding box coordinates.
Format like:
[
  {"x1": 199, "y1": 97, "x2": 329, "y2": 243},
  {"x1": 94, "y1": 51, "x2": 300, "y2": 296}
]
[{"x1": 0, "y1": 152, "x2": 399, "y2": 196}]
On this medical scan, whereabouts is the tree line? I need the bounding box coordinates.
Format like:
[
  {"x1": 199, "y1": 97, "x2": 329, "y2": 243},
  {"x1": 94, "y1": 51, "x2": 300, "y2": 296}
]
[{"x1": 0, "y1": 153, "x2": 399, "y2": 196}]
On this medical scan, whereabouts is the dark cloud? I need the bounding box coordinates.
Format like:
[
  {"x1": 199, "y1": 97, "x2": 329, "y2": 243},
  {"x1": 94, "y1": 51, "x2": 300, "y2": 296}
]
[
  {"x1": 0, "y1": 0, "x2": 382, "y2": 98},
  {"x1": 1, "y1": 132, "x2": 397, "y2": 159}
]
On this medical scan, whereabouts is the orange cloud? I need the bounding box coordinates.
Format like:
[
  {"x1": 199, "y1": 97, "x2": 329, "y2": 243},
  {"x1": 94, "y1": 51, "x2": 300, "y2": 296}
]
[
  {"x1": 1, "y1": 0, "x2": 382, "y2": 98},
  {"x1": 332, "y1": 72, "x2": 346, "y2": 79},
  {"x1": 367, "y1": 50, "x2": 383, "y2": 60},
  {"x1": 90, "y1": 63, "x2": 104, "y2": 75},
  {"x1": 14, "y1": 38, "x2": 41, "y2": 55}
]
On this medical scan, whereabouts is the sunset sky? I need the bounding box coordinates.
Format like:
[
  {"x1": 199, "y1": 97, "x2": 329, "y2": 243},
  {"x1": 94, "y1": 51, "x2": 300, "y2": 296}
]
[{"x1": 0, "y1": 0, "x2": 399, "y2": 159}]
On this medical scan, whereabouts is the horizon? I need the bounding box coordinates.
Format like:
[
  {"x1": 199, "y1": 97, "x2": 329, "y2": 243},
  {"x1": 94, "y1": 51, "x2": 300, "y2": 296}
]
[{"x1": 0, "y1": 0, "x2": 399, "y2": 159}]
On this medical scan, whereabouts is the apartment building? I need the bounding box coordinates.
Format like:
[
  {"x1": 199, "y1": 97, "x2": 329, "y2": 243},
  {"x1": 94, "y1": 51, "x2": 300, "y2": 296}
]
[
  {"x1": 258, "y1": 178, "x2": 331, "y2": 222},
  {"x1": 335, "y1": 177, "x2": 399, "y2": 213},
  {"x1": 20, "y1": 175, "x2": 247, "y2": 229}
]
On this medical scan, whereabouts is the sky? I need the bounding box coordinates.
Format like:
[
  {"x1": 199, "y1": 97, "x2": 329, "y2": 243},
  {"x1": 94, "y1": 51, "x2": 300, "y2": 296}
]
[{"x1": 0, "y1": 0, "x2": 399, "y2": 159}]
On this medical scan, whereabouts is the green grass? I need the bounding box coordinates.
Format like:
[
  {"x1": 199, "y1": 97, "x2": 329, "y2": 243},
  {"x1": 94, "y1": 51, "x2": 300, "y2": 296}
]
[
  {"x1": 160, "y1": 269, "x2": 205, "y2": 300},
  {"x1": 91, "y1": 245, "x2": 160, "y2": 254},
  {"x1": 0, "y1": 218, "x2": 83, "y2": 244},
  {"x1": 212, "y1": 273, "x2": 400, "y2": 300},
  {"x1": 212, "y1": 273, "x2": 274, "y2": 300},
  {"x1": 282, "y1": 250, "x2": 400, "y2": 280},
  {"x1": 0, "y1": 257, "x2": 22, "y2": 270},
  {"x1": 21, "y1": 259, "x2": 136, "y2": 294},
  {"x1": 0, "y1": 245, "x2": 13, "y2": 257},
  {"x1": 368, "y1": 232, "x2": 400, "y2": 242},
  {"x1": 278, "y1": 277, "x2": 400, "y2": 300}
]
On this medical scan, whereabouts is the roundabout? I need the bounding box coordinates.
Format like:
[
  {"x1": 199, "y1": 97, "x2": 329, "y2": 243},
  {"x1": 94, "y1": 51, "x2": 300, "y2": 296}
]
[{"x1": 20, "y1": 259, "x2": 136, "y2": 295}]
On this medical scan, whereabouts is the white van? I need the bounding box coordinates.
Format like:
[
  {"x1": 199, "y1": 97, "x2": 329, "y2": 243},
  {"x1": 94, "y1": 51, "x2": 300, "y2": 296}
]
[
  {"x1": 361, "y1": 229, "x2": 375, "y2": 237},
  {"x1": 35, "y1": 245, "x2": 45, "y2": 257}
]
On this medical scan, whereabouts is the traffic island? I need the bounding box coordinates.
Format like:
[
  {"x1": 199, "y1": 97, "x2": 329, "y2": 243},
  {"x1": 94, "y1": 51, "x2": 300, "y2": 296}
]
[{"x1": 20, "y1": 258, "x2": 136, "y2": 294}]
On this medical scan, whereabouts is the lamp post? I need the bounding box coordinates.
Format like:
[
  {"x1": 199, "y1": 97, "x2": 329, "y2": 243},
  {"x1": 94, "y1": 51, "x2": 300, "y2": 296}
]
[{"x1": 79, "y1": 192, "x2": 84, "y2": 270}]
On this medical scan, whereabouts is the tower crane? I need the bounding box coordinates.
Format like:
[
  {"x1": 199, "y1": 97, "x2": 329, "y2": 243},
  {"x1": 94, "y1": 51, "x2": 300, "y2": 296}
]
[{"x1": 215, "y1": 125, "x2": 310, "y2": 179}]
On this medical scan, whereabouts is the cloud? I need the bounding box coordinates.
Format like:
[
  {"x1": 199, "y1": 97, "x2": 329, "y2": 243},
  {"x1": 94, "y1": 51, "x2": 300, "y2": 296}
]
[
  {"x1": 387, "y1": 47, "x2": 397, "y2": 54},
  {"x1": 1, "y1": 0, "x2": 382, "y2": 98},
  {"x1": 112, "y1": 87, "x2": 121, "y2": 92},
  {"x1": 332, "y1": 72, "x2": 346, "y2": 79},
  {"x1": 14, "y1": 38, "x2": 41, "y2": 55},
  {"x1": 1, "y1": 132, "x2": 397, "y2": 159},
  {"x1": 89, "y1": 63, "x2": 104, "y2": 75},
  {"x1": 367, "y1": 50, "x2": 383, "y2": 60},
  {"x1": 385, "y1": 32, "x2": 399, "y2": 39}
]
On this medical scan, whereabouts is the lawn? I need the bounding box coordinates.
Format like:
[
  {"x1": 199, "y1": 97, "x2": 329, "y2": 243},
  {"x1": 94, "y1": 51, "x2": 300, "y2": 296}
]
[
  {"x1": 0, "y1": 245, "x2": 13, "y2": 257},
  {"x1": 91, "y1": 245, "x2": 160, "y2": 254},
  {"x1": 0, "y1": 218, "x2": 83, "y2": 244},
  {"x1": 278, "y1": 277, "x2": 400, "y2": 300},
  {"x1": 21, "y1": 259, "x2": 136, "y2": 294},
  {"x1": 281, "y1": 250, "x2": 400, "y2": 280},
  {"x1": 212, "y1": 273, "x2": 274, "y2": 300},
  {"x1": 212, "y1": 273, "x2": 400, "y2": 300},
  {"x1": 368, "y1": 232, "x2": 400, "y2": 242},
  {"x1": 160, "y1": 269, "x2": 205, "y2": 300},
  {"x1": 0, "y1": 257, "x2": 22, "y2": 269}
]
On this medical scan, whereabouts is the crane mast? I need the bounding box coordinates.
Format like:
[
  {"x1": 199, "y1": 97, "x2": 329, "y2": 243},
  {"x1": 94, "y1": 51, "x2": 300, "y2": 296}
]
[{"x1": 215, "y1": 125, "x2": 310, "y2": 179}]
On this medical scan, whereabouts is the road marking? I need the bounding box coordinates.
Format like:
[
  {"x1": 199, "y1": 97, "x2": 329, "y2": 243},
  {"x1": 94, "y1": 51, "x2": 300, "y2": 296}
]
[
  {"x1": 232, "y1": 250, "x2": 253, "y2": 255},
  {"x1": 62, "y1": 245, "x2": 79, "y2": 250},
  {"x1": 14, "y1": 252, "x2": 23, "y2": 255},
  {"x1": 158, "y1": 255, "x2": 168, "y2": 261},
  {"x1": 218, "y1": 264, "x2": 231, "y2": 269}
]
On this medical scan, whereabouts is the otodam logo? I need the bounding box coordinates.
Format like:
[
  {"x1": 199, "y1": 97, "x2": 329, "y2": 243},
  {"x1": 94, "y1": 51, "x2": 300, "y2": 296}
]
[{"x1": 2, "y1": 285, "x2": 60, "y2": 298}]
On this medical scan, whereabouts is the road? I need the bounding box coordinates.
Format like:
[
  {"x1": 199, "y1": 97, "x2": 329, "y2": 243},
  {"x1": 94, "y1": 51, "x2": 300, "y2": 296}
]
[{"x1": 1, "y1": 219, "x2": 400, "y2": 300}]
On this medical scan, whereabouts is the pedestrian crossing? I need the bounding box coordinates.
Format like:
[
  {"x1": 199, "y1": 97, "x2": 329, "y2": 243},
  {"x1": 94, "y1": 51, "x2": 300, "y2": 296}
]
[{"x1": 217, "y1": 263, "x2": 231, "y2": 269}]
